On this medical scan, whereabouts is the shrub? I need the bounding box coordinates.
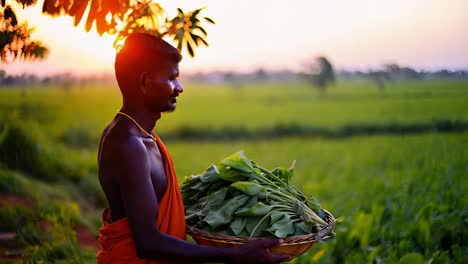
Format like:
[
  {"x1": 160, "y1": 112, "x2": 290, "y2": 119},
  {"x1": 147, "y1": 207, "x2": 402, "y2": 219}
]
[
  {"x1": 0, "y1": 122, "x2": 83, "y2": 182},
  {"x1": 78, "y1": 174, "x2": 107, "y2": 208}
]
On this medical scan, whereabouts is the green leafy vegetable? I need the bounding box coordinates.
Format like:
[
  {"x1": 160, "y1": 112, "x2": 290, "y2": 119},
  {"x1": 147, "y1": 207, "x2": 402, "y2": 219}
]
[{"x1": 181, "y1": 151, "x2": 335, "y2": 239}]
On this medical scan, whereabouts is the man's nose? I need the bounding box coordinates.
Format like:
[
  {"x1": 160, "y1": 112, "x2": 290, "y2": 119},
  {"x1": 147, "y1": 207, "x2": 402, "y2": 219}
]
[{"x1": 175, "y1": 80, "x2": 183, "y2": 93}]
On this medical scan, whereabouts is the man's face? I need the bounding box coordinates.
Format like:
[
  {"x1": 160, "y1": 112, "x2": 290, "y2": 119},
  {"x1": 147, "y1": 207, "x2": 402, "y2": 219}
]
[{"x1": 143, "y1": 61, "x2": 183, "y2": 113}]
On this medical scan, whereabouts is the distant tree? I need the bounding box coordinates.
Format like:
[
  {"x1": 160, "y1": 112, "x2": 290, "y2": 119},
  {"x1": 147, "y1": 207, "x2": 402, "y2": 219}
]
[
  {"x1": 431, "y1": 69, "x2": 468, "y2": 79},
  {"x1": 368, "y1": 70, "x2": 390, "y2": 93},
  {"x1": 384, "y1": 63, "x2": 401, "y2": 77},
  {"x1": 254, "y1": 68, "x2": 268, "y2": 81},
  {"x1": 2, "y1": 75, "x2": 14, "y2": 85},
  {"x1": 436, "y1": 70, "x2": 451, "y2": 78},
  {"x1": 308, "y1": 56, "x2": 335, "y2": 92},
  {"x1": 1, "y1": 0, "x2": 215, "y2": 63},
  {"x1": 224, "y1": 72, "x2": 234, "y2": 83},
  {"x1": 224, "y1": 71, "x2": 241, "y2": 89},
  {"x1": 383, "y1": 63, "x2": 425, "y2": 80},
  {"x1": 0, "y1": 69, "x2": 5, "y2": 82},
  {"x1": 400, "y1": 67, "x2": 424, "y2": 80}
]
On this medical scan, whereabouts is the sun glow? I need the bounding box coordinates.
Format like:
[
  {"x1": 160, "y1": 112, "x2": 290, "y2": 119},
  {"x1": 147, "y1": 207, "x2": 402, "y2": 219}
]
[
  {"x1": 4, "y1": 0, "x2": 468, "y2": 76},
  {"x1": 6, "y1": 2, "x2": 117, "y2": 76}
]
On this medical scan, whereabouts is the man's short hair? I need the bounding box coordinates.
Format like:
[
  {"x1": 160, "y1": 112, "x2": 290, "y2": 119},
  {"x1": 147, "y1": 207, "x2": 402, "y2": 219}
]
[{"x1": 114, "y1": 33, "x2": 182, "y2": 97}]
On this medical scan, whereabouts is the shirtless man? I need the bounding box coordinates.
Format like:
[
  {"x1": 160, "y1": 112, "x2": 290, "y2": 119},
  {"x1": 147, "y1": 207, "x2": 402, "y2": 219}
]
[{"x1": 97, "y1": 33, "x2": 288, "y2": 263}]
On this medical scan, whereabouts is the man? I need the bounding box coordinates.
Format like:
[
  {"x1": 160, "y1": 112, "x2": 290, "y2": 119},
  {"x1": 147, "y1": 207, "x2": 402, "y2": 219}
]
[{"x1": 97, "y1": 33, "x2": 289, "y2": 263}]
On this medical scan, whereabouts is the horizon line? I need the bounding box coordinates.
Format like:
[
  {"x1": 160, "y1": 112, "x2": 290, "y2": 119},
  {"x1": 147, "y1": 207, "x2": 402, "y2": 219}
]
[{"x1": 3, "y1": 65, "x2": 468, "y2": 78}]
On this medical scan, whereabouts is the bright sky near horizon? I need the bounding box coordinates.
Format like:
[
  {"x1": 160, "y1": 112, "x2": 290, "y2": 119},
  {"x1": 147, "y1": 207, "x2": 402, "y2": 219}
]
[{"x1": 4, "y1": 0, "x2": 468, "y2": 76}]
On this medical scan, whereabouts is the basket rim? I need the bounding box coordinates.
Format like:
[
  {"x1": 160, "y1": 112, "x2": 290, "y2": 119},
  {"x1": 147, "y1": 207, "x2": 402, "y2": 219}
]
[{"x1": 186, "y1": 209, "x2": 336, "y2": 245}]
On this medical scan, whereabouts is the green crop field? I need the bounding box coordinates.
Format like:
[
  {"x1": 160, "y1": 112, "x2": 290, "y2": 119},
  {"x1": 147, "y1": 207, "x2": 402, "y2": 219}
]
[{"x1": 0, "y1": 79, "x2": 467, "y2": 263}]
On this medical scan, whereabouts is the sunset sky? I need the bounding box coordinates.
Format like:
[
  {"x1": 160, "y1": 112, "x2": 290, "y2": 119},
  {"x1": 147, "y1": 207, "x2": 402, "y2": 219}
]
[{"x1": 4, "y1": 0, "x2": 468, "y2": 76}]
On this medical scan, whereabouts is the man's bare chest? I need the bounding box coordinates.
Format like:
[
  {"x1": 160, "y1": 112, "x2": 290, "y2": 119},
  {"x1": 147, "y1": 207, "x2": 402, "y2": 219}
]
[{"x1": 146, "y1": 146, "x2": 168, "y2": 200}]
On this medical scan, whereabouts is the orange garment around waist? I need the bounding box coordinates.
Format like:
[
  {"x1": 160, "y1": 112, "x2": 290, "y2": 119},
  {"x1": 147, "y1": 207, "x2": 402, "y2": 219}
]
[{"x1": 97, "y1": 133, "x2": 186, "y2": 264}]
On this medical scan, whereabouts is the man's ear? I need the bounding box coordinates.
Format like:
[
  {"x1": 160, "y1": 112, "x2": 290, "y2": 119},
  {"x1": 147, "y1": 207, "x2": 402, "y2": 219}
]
[{"x1": 139, "y1": 72, "x2": 150, "y2": 95}]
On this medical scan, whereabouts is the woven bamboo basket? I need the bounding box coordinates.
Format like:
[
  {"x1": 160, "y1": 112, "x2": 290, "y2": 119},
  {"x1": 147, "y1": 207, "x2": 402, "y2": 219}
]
[{"x1": 187, "y1": 209, "x2": 336, "y2": 261}]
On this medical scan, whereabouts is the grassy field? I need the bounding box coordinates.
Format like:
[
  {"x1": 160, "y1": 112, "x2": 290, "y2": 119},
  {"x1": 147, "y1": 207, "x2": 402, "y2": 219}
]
[
  {"x1": 169, "y1": 132, "x2": 468, "y2": 263},
  {"x1": 0, "y1": 79, "x2": 467, "y2": 263},
  {"x1": 1, "y1": 79, "x2": 467, "y2": 141}
]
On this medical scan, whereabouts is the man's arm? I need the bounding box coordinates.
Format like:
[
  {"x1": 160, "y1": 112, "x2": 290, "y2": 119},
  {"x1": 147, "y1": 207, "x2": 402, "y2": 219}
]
[
  {"x1": 97, "y1": 125, "x2": 111, "y2": 163},
  {"x1": 118, "y1": 137, "x2": 288, "y2": 263}
]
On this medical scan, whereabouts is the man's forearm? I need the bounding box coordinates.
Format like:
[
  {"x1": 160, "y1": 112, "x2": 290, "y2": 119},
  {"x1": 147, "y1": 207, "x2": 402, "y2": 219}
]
[{"x1": 138, "y1": 231, "x2": 238, "y2": 263}]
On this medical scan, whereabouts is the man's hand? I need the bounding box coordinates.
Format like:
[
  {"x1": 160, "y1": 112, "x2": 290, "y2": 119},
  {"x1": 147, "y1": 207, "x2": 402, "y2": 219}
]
[{"x1": 229, "y1": 238, "x2": 290, "y2": 264}]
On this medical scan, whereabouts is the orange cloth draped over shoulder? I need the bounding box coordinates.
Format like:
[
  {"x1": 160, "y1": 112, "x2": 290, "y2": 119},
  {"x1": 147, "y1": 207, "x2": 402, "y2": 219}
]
[{"x1": 97, "y1": 132, "x2": 186, "y2": 264}]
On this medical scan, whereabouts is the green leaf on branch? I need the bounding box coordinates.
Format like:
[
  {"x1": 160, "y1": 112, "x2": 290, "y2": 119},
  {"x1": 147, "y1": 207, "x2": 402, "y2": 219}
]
[
  {"x1": 204, "y1": 17, "x2": 215, "y2": 24},
  {"x1": 177, "y1": 8, "x2": 184, "y2": 16},
  {"x1": 2, "y1": 0, "x2": 214, "y2": 62},
  {"x1": 68, "y1": 0, "x2": 88, "y2": 26},
  {"x1": 4, "y1": 6, "x2": 17, "y2": 26},
  {"x1": 198, "y1": 26, "x2": 207, "y2": 36},
  {"x1": 186, "y1": 41, "x2": 194, "y2": 57}
]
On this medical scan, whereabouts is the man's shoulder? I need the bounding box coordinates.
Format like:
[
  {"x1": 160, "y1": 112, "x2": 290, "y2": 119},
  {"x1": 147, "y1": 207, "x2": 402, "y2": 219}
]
[{"x1": 101, "y1": 125, "x2": 148, "y2": 159}]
